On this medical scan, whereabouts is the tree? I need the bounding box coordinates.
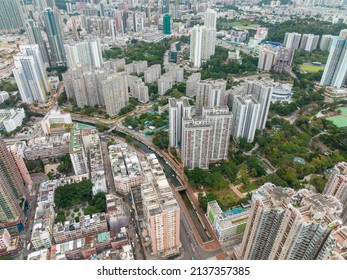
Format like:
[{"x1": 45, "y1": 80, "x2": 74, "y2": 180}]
[
  {"x1": 186, "y1": 167, "x2": 208, "y2": 187},
  {"x1": 55, "y1": 211, "x2": 66, "y2": 223},
  {"x1": 96, "y1": 122, "x2": 109, "y2": 132},
  {"x1": 152, "y1": 130, "x2": 169, "y2": 150},
  {"x1": 198, "y1": 192, "x2": 218, "y2": 212},
  {"x1": 125, "y1": 135, "x2": 133, "y2": 143}
]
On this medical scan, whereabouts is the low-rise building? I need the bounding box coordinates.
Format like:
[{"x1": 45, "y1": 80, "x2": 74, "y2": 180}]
[
  {"x1": 0, "y1": 234, "x2": 20, "y2": 257},
  {"x1": 106, "y1": 194, "x2": 129, "y2": 234},
  {"x1": 0, "y1": 229, "x2": 11, "y2": 254},
  {"x1": 0, "y1": 108, "x2": 26, "y2": 133},
  {"x1": 109, "y1": 143, "x2": 144, "y2": 195},
  {"x1": 48, "y1": 76, "x2": 60, "y2": 91},
  {"x1": 69, "y1": 123, "x2": 94, "y2": 176},
  {"x1": 27, "y1": 249, "x2": 50, "y2": 260},
  {"x1": 207, "y1": 201, "x2": 249, "y2": 246},
  {"x1": 31, "y1": 203, "x2": 55, "y2": 250},
  {"x1": 53, "y1": 213, "x2": 108, "y2": 244},
  {"x1": 0, "y1": 91, "x2": 9, "y2": 103},
  {"x1": 41, "y1": 109, "x2": 72, "y2": 135},
  {"x1": 25, "y1": 133, "x2": 70, "y2": 160},
  {"x1": 271, "y1": 82, "x2": 293, "y2": 102},
  {"x1": 50, "y1": 232, "x2": 112, "y2": 260},
  {"x1": 81, "y1": 129, "x2": 107, "y2": 195}
]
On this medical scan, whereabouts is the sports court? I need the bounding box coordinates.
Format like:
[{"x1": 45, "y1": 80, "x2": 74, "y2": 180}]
[{"x1": 326, "y1": 107, "x2": 347, "y2": 128}]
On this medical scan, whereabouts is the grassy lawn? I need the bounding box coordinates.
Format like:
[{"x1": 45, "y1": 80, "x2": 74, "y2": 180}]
[
  {"x1": 213, "y1": 188, "x2": 240, "y2": 210},
  {"x1": 299, "y1": 64, "x2": 324, "y2": 73}
]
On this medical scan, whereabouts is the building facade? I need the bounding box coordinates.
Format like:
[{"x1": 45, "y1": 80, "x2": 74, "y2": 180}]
[
  {"x1": 237, "y1": 183, "x2": 342, "y2": 260},
  {"x1": 320, "y1": 37, "x2": 347, "y2": 89},
  {"x1": 13, "y1": 45, "x2": 50, "y2": 104},
  {"x1": 169, "y1": 98, "x2": 192, "y2": 147}
]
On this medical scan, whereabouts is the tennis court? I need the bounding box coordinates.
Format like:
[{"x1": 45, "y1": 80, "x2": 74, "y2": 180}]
[
  {"x1": 339, "y1": 107, "x2": 347, "y2": 115},
  {"x1": 326, "y1": 115, "x2": 347, "y2": 128}
]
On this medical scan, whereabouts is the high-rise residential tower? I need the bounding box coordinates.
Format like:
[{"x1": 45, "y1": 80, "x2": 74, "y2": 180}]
[
  {"x1": 320, "y1": 35, "x2": 335, "y2": 51},
  {"x1": 0, "y1": 0, "x2": 24, "y2": 32},
  {"x1": 13, "y1": 45, "x2": 50, "y2": 104},
  {"x1": 247, "y1": 80, "x2": 273, "y2": 130},
  {"x1": 190, "y1": 24, "x2": 216, "y2": 68},
  {"x1": 42, "y1": 8, "x2": 67, "y2": 67},
  {"x1": 202, "y1": 106, "x2": 232, "y2": 161},
  {"x1": 169, "y1": 98, "x2": 192, "y2": 147},
  {"x1": 101, "y1": 73, "x2": 129, "y2": 117},
  {"x1": 195, "y1": 79, "x2": 227, "y2": 116},
  {"x1": 320, "y1": 37, "x2": 347, "y2": 89},
  {"x1": 299, "y1": 34, "x2": 320, "y2": 52},
  {"x1": 65, "y1": 36, "x2": 103, "y2": 69},
  {"x1": 0, "y1": 136, "x2": 28, "y2": 233},
  {"x1": 258, "y1": 44, "x2": 277, "y2": 71},
  {"x1": 204, "y1": 8, "x2": 217, "y2": 29},
  {"x1": 182, "y1": 118, "x2": 213, "y2": 170},
  {"x1": 283, "y1": 32, "x2": 302, "y2": 49},
  {"x1": 232, "y1": 96, "x2": 260, "y2": 143},
  {"x1": 190, "y1": 25, "x2": 204, "y2": 68},
  {"x1": 25, "y1": 19, "x2": 50, "y2": 66},
  {"x1": 237, "y1": 183, "x2": 342, "y2": 260}
]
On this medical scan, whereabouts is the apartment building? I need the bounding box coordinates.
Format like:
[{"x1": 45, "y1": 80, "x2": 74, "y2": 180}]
[
  {"x1": 0, "y1": 108, "x2": 26, "y2": 133},
  {"x1": 109, "y1": 143, "x2": 144, "y2": 195},
  {"x1": 53, "y1": 213, "x2": 108, "y2": 244},
  {"x1": 236, "y1": 183, "x2": 343, "y2": 260},
  {"x1": 31, "y1": 203, "x2": 55, "y2": 250}
]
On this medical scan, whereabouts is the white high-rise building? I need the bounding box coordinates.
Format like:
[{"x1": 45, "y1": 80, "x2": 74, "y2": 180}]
[
  {"x1": 204, "y1": 8, "x2": 217, "y2": 28},
  {"x1": 258, "y1": 44, "x2": 277, "y2": 71},
  {"x1": 190, "y1": 25, "x2": 216, "y2": 68},
  {"x1": 25, "y1": 19, "x2": 50, "y2": 65},
  {"x1": 300, "y1": 34, "x2": 320, "y2": 52},
  {"x1": 144, "y1": 64, "x2": 161, "y2": 84},
  {"x1": 190, "y1": 25, "x2": 204, "y2": 68},
  {"x1": 232, "y1": 96, "x2": 260, "y2": 143},
  {"x1": 320, "y1": 35, "x2": 335, "y2": 51},
  {"x1": 237, "y1": 183, "x2": 342, "y2": 260},
  {"x1": 320, "y1": 37, "x2": 347, "y2": 89},
  {"x1": 169, "y1": 98, "x2": 191, "y2": 147},
  {"x1": 202, "y1": 106, "x2": 232, "y2": 161},
  {"x1": 186, "y1": 73, "x2": 201, "y2": 97},
  {"x1": 101, "y1": 73, "x2": 129, "y2": 117},
  {"x1": 247, "y1": 80, "x2": 273, "y2": 130},
  {"x1": 182, "y1": 118, "x2": 213, "y2": 170},
  {"x1": 13, "y1": 45, "x2": 50, "y2": 104},
  {"x1": 283, "y1": 32, "x2": 302, "y2": 49},
  {"x1": 195, "y1": 79, "x2": 227, "y2": 116},
  {"x1": 65, "y1": 36, "x2": 103, "y2": 69}
]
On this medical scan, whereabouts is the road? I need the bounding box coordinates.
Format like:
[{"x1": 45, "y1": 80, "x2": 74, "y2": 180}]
[
  {"x1": 19, "y1": 173, "x2": 48, "y2": 260},
  {"x1": 100, "y1": 139, "x2": 116, "y2": 194}
]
